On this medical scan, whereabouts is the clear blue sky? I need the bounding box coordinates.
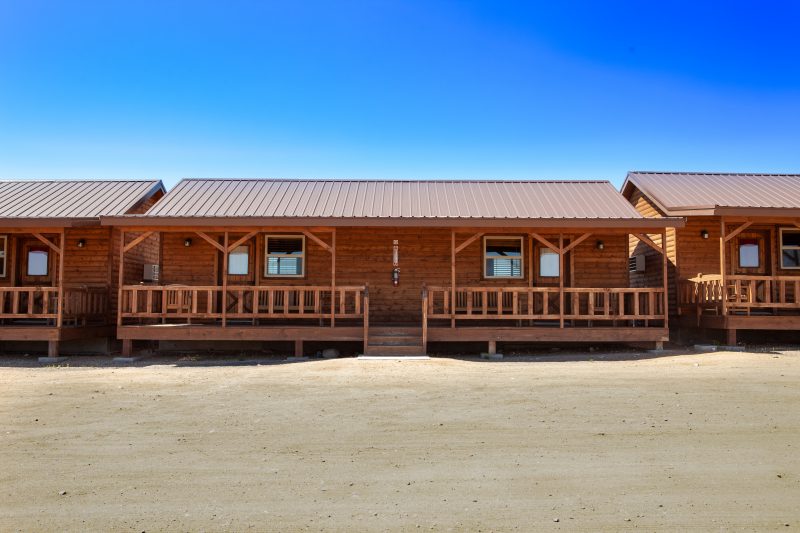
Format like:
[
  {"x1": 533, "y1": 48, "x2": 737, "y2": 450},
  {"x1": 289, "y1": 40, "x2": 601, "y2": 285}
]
[{"x1": 1, "y1": 1, "x2": 799, "y2": 189}]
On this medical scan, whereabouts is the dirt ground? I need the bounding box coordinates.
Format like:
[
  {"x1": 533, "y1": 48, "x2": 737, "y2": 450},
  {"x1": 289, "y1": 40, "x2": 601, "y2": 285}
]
[{"x1": 1, "y1": 350, "x2": 798, "y2": 532}]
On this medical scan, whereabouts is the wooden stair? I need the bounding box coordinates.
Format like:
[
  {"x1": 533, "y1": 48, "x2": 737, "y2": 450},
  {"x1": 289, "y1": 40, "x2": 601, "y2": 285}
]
[{"x1": 364, "y1": 327, "x2": 426, "y2": 357}]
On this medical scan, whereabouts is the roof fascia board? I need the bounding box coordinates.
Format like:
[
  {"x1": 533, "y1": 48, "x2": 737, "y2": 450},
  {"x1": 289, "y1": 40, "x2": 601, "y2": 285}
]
[
  {"x1": 100, "y1": 215, "x2": 684, "y2": 229},
  {"x1": 0, "y1": 217, "x2": 99, "y2": 228}
]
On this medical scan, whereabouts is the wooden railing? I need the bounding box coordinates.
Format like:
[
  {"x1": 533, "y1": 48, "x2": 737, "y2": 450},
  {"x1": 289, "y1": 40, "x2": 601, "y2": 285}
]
[
  {"x1": 0, "y1": 286, "x2": 108, "y2": 323},
  {"x1": 425, "y1": 286, "x2": 666, "y2": 324},
  {"x1": 120, "y1": 285, "x2": 367, "y2": 323},
  {"x1": 63, "y1": 286, "x2": 109, "y2": 321},
  {"x1": 0, "y1": 287, "x2": 60, "y2": 319},
  {"x1": 682, "y1": 274, "x2": 800, "y2": 315}
]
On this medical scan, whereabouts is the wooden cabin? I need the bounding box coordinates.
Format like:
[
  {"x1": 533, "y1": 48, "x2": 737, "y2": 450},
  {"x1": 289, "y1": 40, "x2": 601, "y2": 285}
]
[
  {"x1": 0, "y1": 179, "x2": 165, "y2": 356},
  {"x1": 103, "y1": 179, "x2": 683, "y2": 357},
  {"x1": 623, "y1": 171, "x2": 800, "y2": 345}
]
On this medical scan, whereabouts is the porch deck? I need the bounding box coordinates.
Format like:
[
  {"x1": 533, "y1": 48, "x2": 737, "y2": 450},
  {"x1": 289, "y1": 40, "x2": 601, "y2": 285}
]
[{"x1": 118, "y1": 284, "x2": 668, "y2": 355}]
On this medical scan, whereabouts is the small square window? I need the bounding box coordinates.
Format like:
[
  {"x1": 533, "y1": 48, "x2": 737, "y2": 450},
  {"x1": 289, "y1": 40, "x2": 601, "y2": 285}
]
[
  {"x1": 539, "y1": 249, "x2": 560, "y2": 277},
  {"x1": 484, "y1": 237, "x2": 523, "y2": 278},
  {"x1": 780, "y1": 229, "x2": 800, "y2": 269},
  {"x1": 0, "y1": 235, "x2": 6, "y2": 277},
  {"x1": 266, "y1": 236, "x2": 305, "y2": 277},
  {"x1": 27, "y1": 248, "x2": 48, "y2": 276},
  {"x1": 228, "y1": 245, "x2": 249, "y2": 275},
  {"x1": 738, "y1": 239, "x2": 759, "y2": 268}
]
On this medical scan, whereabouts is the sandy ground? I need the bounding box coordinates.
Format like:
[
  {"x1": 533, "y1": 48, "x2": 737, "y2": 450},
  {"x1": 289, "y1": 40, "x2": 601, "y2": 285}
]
[{"x1": 1, "y1": 350, "x2": 799, "y2": 532}]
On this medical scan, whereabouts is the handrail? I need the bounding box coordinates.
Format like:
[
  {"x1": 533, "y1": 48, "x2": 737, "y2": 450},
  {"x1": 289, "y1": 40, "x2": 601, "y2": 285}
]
[
  {"x1": 120, "y1": 284, "x2": 367, "y2": 323},
  {"x1": 681, "y1": 274, "x2": 800, "y2": 313},
  {"x1": 0, "y1": 285, "x2": 108, "y2": 322},
  {"x1": 425, "y1": 286, "x2": 665, "y2": 325}
]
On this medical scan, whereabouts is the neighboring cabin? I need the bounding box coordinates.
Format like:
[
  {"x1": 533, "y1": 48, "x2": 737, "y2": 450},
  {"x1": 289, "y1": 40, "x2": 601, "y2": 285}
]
[
  {"x1": 623, "y1": 171, "x2": 800, "y2": 344},
  {"x1": 0, "y1": 179, "x2": 164, "y2": 356},
  {"x1": 102, "y1": 179, "x2": 682, "y2": 357}
]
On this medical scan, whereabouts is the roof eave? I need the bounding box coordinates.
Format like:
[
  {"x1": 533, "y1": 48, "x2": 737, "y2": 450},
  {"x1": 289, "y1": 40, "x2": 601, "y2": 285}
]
[
  {"x1": 100, "y1": 215, "x2": 684, "y2": 229},
  {"x1": 0, "y1": 217, "x2": 100, "y2": 228}
]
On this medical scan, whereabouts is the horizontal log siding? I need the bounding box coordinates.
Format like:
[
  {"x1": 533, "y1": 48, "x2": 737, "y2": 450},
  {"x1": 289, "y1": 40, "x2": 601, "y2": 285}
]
[
  {"x1": 627, "y1": 188, "x2": 678, "y2": 314},
  {"x1": 157, "y1": 227, "x2": 637, "y2": 324}
]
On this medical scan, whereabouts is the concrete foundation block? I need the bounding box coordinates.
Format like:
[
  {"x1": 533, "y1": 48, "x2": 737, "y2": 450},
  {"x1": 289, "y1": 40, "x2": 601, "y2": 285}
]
[{"x1": 38, "y1": 357, "x2": 68, "y2": 364}]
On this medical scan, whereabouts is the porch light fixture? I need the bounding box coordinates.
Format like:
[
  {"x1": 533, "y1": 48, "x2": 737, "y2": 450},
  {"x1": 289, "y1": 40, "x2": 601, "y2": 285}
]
[
  {"x1": 700, "y1": 229, "x2": 709, "y2": 239},
  {"x1": 596, "y1": 240, "x2": 604, "y2": 251},
  {"x1": 184, "y1": 238, "x2": 192, "y2": 247},
  {"x1": 77, "y1": 239, "x2": 86, "y2": 248}
]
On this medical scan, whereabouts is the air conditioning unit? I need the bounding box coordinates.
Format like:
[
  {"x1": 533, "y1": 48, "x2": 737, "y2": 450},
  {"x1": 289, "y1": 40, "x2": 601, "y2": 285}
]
[
  {"x1": 143, "y1": 264, "x2": 160, "y2": 282},
  {"x1": 628, "y1": 255, "x2": 646, "y2": 273}
]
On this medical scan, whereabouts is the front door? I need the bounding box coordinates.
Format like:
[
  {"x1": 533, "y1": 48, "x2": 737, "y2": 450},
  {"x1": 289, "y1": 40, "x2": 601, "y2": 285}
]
[{"x1": 731, "y1": 230, "x2": 770, "y2": 306}]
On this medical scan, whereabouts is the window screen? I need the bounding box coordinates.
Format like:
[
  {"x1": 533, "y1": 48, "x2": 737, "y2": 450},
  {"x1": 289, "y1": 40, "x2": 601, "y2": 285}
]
[
  {"x1": 781, "y1": 230, "x2": 800, "y2": 269},
  {"x1": 28, "y1": 248, "x2": 48, "y2": 276},
  {"x1": 484, "y1": 237, "x2": 523, "y2": 278},
  {"x1": 228, "y1": 245, "x2": 249, "y2": 275},
  {"x1": 738, "y1": 239, "x2": 759, "y2": 268},
  {"x1": 266, "y1": 236, "x2": 305, "y2": 277},
  {"x1": 0, "y1": 236, "x2": 6, "y2": 277},
  {"x1": 539, "y1": 249, "x2": 560, "y2": 277}
]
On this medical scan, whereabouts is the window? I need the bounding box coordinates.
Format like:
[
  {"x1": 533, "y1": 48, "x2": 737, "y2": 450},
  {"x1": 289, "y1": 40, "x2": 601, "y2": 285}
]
[
  {"x1": 780, "y1": 229, "x2": 800, "y2": 269},
  {"x1": 265, "y1": 236, "x2": 305, "y2": 277},
  {"x1": 228, "y1": 245, "x2": 249, "y2": 275},
  {"x1": 484, "y1": 237, "x2": 523, "y2": 278},
  {"x1": 539, "y1": 248, "x2": 560, "y2": 277},
  {"x1": 27, "y1": 248, "x2": 48, "y2": 276},
  {"x1": 0, "y1": 236, "x2": 6, "y2": 277},
  {"x1": 738, "y1": 238, "x2": 760, "y2": 268}
]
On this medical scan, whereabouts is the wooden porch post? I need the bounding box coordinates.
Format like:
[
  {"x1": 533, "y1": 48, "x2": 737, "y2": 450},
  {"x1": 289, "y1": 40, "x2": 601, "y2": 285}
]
[
  {"x1": 56, "y1": 229, "x2": 65, "y2": 329},
  {"x1": 117, "y1": 230, "x2": 125, "y2": 327},
  {"x1": 720, "y1": 218, "x2": 727, "y2": 317},
  {"x1": 222, "y1": 232, "x2": 228, "y2": 327},
  {"x1": 331, "y1": 228, "x2": 336, "y2": 327},
  {"x1": 451, "y1": 230, "x2": 456, "y2": 328},
  {"x1": 662, "y1": 229, "x2": 669, "y2": 331},
  {"x1": 558, "y1": 233, "x2": 564, "y2": 328}
]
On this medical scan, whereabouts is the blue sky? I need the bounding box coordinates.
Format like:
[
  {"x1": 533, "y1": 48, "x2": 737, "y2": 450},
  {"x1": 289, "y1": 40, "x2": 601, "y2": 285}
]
[{"x1": 1, "y1": 1, "x2": 799, "y2": 189}]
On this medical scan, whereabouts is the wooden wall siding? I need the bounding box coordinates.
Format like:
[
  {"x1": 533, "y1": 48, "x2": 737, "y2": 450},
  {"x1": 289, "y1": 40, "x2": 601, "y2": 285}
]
[
  {"x1": 675, "y1": 217, "x2": 721, "y2": 279},
  {"x1": 154, "y1": 227, "x2": 640, "y2": 324},
  {"x1": 111, "y1": 229, "x2": 160, "y2": 321},
  {"x1": 627, "y1": 188, "x2": 679, "y2": 313},
  {"x1": 160, "y1": 232, "x2": 217, "y2": 285},
  {"x1": 571, "y1": 234, "x2": 628, "y2": 288}
]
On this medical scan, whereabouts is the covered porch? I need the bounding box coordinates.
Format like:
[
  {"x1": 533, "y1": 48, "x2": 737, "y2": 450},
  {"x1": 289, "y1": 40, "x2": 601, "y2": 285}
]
[
  {"x1": 0, "y1": 228, "x2": 110, "y2": 356},
  {"x1": 679, "y1": 217, "x2": 800, "y2": 343},
  {"x1": 115, "y1": 224, "x2": 672, "y2": 357}
]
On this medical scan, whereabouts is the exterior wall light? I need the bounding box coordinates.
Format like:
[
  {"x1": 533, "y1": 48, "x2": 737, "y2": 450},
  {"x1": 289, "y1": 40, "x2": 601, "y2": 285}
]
[
  {"x1": 184, "y1": 238, "x2": 193, "y2": 247},
  {"x1": 77, "y1": 239, "x2": 86, "y2": 248},
  {"x1": 596, "y1": 240, "x2": 604, "y2": 250},
  {"x1": 700, "y1": 230, "x2": 709, "y2": 239}
]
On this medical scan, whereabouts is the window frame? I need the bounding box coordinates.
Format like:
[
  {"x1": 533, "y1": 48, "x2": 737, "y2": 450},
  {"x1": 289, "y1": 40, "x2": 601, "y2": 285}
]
[
  {"x1": 26, "y1": 246, "x2": 49, "y2": 277},
  {"x1": 538, "y1": 247, "x2": 560, "y2": 278},
  {"x1": 264, "y1": 235, "x2": 306, "y2": 278},
  {"x1": 227, "y1": 244, "x2": 250, "y2": 276},
  {"x1": 0, "y1": 235, "x2": 6, "y2": 277},
  {"x1": 482, "y1": 236, "x2": 524, "y2": 280},
  {"x1": 779, "y1": 228, "x2": 800, "y2": 270},
  {"x1": 737, "y1": 237, "x2": 761, "y2": 269}
]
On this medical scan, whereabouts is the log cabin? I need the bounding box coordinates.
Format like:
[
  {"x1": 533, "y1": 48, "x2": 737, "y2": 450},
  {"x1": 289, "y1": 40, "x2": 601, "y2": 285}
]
[
  {"x1": 103, "y1": 179, "x2": 683, "y2": 357},
  {"x1": 0, "y1": 179, "x2": 165, "y2": 356},
  {"x1": 623, "y1": 171, "x2": 800, "y2": 345}
]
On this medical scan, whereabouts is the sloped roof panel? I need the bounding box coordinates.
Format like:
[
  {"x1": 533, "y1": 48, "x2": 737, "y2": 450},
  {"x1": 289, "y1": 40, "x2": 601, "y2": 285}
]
[
  {"x1": 0, "y1": 179, "x2": 163, "y2": 221},
  {"x1": 625, "y1": 171, "x2": 800, "y2": 213},
  {"x1": 144, "y1": 178, "x2": 648, "y2": 220}
]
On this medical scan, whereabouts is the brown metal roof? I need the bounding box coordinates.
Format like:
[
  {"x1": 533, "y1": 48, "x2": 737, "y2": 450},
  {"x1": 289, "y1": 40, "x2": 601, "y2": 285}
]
[
  {"x1": 0, "y1": 179, "x2": 164, "y2": 225},
  {"x1": 623, "y1": 171, "x2": 800, "y2": 216},
  {"x1": 116, "y1": 179, "x2": 678, "y2": 229}
]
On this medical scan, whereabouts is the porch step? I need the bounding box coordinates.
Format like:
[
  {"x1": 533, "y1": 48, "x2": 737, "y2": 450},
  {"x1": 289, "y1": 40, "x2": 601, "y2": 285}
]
[
  {"x1": 368, "y1": 334, "x2": 422, "y2": 346},
  {"x1": 365, "y1": 344, "x2": 426, "y2": 357}
]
